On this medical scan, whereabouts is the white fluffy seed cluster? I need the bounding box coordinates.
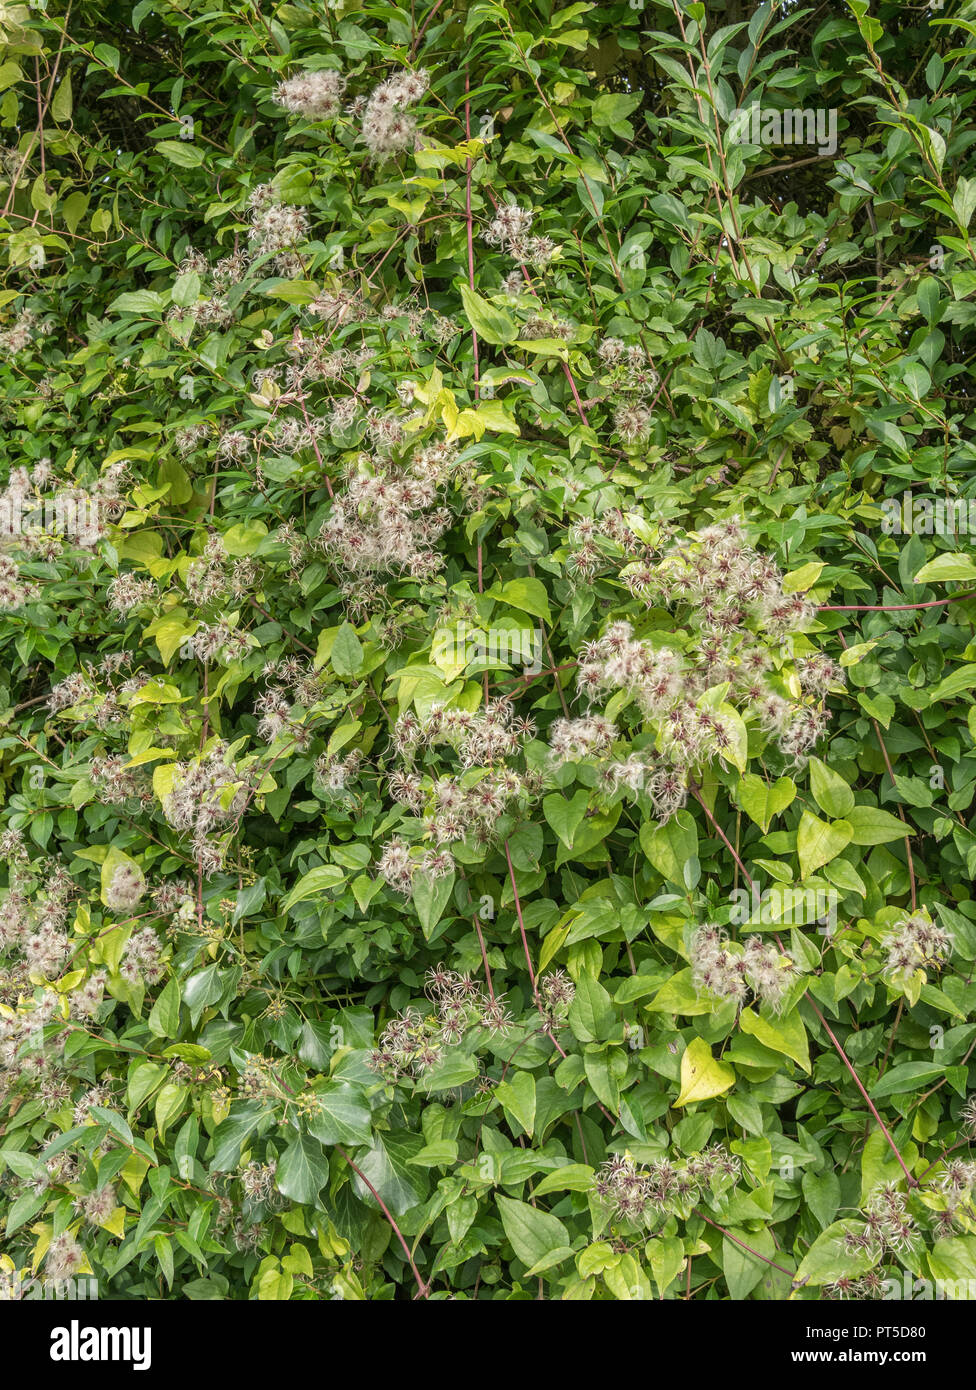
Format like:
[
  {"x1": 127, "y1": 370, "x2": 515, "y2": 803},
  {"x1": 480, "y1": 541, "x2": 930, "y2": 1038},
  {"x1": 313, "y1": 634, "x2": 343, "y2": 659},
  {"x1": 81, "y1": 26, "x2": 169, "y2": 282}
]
[
  {"x1": 690, "y1": 923, "x2": 796, "y2": 1012},
  {"x1": 0, "y1": 463, "x2": 117, "y2": 562},
  {"x1": 483, "y1": 203, "x2": 557, "y2": 267},
  {"x1": 273, "y1": 67, "x2": 346, "y2": 119},
  {"x1": 879, "y1": 911, "x2": 951, "y2": 982},
  {"x1": 315, "y1": 442, "x2": 470, "y2": 580},
  {"x1": 593, "y1": 1147, "x2": 741, "y2": 1224},
  {"x1": 103, "y1": 861, "x2": 146, "y2": 912},
  {"x1": 254, "y1": 657, "x2": 326, "y2": 744},
  {"x1": 376, "y1": 699, "x2": 543, "y2": 892},
  {"x1": 0, "y1": 308, "x2": 48, "y2": 355},
  {"x1": 246, "y1": 183, "x2": 309, "y2": 278},
  {"x1": 360, "y1": 67, "x2": 429, "y2": 158},
  {"x1": 161, "y1": 744, "x2": 248, "y2": 876},
  {"x1": 366, "y1": 966, "x2": 513, "y2": 1080}
]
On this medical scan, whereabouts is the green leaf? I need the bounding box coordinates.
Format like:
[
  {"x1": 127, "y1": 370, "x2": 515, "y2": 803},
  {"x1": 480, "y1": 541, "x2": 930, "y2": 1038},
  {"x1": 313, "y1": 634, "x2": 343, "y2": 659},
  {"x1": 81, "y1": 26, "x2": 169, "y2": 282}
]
[
  {"x1": 533, "y1": 1163, "x2": 595, "y2": 1196},
  {"x1": 739, "y1": 1007, "x2": 810, "y2": 1072},
  {"x1": 412, "y1": 869, "x2": 455, "y2": 938},
  {"x1": 306, "y1": 1082, "x2": 372, "y2": 1146},
  {"x1": 330, "y1": 622, "x2": 363, "y2": 678},
  {"x1": 866, "y1": 417, "x2": 909, "y2": 457},
  {"x1": 496, "y1": 1195, "x2": 571, "y2": 1271},
  {"x1": 543, "y1": 790, "x2": 590, "y2": 849},
  {"x1": 794, "y1": 1219, "x2": 880, "y2": 1286},
  {"x1": 928, "y1": 664, "x2": 976, "y2": 704},
  {"x1": 494, "y1": 1070, "x2": 536, "y2": 1137},
  {"x1": 845, "y1": 805, "x2": 911, "y2": 846},
  {"x1": 210, "y1": 1102, "x2": 267, "y2": 1171},
  {"x1": 458, "y1": 282, "x2": 517, "y2": 345},
  {"x1": 487, "y1": 576, "x2": 552, "y2": 624},
  {"x1": 639, "y1": 809, "x2": 698, "y2": 884},
  {"x1": 913, "y1": 553, "x2": 976, "y2": 584},
  {"x1": 109, "y1": 290, "x2": 167, "y2": 316},
  {"x1": 870, "y1": 1062, "x2": 949, "y2": 1099},
  {"x1": 796, "y1": 811, "x2": 852, "y2": 879},
  {"x1": 155, "y1": 139, "x2": 206, "y2": 168},
  {"x1": 808, "y1": 758, "x2": 855, "y2": 819},
  {"x1": 802, "y1": 1171, "x2": 841, "y2": 1230},
  {"x1": 723, "y1": 1227, "x2": 778, "y2": 1299},
  {"x1": 281, "y1": 865, "x2": 345, "y2": 912},
  {"x1": 567, "y1": 973, "x2": 615, "y2": 1043},
  {"x1": 147, "y1": 978, "x2": 181, "y2": 1039},
  {"x1": 928, "y1": 1237, "x2": 976, "y2": 1292},
  {"x1": 276, "y1": 1132, "x2": 330, "y2": 1206},
  {"x1": 859, "y1": 1128, "x2": 918, "y2": 1203},
  {"x1": 736, "y1": 774, "x2": 796, "y2": 833},
  {"x1": 350, "y1": 1133, "x2": 426, "y2": 1216},
  {"x1": 51, "y1": 73, "x2": 72, "y2": 123}
]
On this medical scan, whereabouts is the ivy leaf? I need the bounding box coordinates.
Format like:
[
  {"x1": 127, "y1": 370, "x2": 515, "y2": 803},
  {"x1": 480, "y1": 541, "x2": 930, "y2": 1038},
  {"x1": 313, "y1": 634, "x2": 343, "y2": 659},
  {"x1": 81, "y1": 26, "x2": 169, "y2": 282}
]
[
  {"x1": 306, "y1": 1082, "x2": 372, "y2": 1146},
  {"x1": 210, "y1": 1102, "x2": 268, "y2": 1171},
  {"x1": 350, "y1": 1133, "x2": 427, "y2": 1216},
  {"x1": 276, "y1": 1132, "x2": 330, "y2": 1206}
]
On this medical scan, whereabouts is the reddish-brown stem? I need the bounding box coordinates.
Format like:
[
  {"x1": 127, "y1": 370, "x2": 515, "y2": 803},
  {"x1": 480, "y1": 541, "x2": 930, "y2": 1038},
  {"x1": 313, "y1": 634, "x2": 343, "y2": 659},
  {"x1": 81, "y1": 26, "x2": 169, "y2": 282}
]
[
  {"x1": 690, "y1": 783, "x2": 754, "y2": 887},
  {"x1": 804, "y1": 998, "x2": 918, "y2": 1188},
  {"x1": 336, "y1": 1146, "x2": 431, "y2": 1298},
  {"x1": 696, "y1": 1211, "x2": 796, "y2": 1281},
  {"x1": 472, "y1": 913, "x2": 495, "y2": 1002},
  {"x1": 504, "y1": 839, "x2": 537, "y2": 998},
  {"x1": 820, "y1": 593, "x2": 973, "y2": 612}
]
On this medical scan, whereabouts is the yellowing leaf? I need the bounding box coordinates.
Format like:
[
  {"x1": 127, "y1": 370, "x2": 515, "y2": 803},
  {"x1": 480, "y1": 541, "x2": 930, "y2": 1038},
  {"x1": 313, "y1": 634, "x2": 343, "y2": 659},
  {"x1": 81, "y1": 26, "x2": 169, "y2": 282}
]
[
  {"x1": 739, "y1": 1007, "x2": 810, "y2": 1072},
  {"x1": 674, "y1": 1037, "x2": 735, "y2": 1107}
]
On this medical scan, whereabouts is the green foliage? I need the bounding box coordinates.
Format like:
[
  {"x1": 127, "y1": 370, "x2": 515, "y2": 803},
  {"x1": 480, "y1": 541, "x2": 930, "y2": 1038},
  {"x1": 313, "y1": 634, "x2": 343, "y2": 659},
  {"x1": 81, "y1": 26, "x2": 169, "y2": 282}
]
[{"x1": 1, "y1": 0, "x2": 976, "y2": 1302}]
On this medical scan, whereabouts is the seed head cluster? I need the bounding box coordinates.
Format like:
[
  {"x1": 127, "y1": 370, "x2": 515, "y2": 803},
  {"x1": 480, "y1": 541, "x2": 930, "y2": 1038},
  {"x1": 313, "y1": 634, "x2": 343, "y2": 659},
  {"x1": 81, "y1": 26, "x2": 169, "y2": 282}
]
[
  {"x1": 273, "y1": 67, "x2": 346, "y2": 120},
  {"x1": 593, "y1": 1147, "x2": 741, "y2": 1224},
  {"x1": 690, "y1": 923, "x2": 796, "y2": 1012},
  {"x1": 366, "y1": 965, "x2": 512, "y2": 1080},
  {"x1": 879, "y1": 911, "x2": 951, "y2": 983},
  {"x1": 161, "y1": 744, "x2": 249, "y2": 876},
  {"x1": 360, "y1": 68, "x2": 429, "y2": 158}
]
